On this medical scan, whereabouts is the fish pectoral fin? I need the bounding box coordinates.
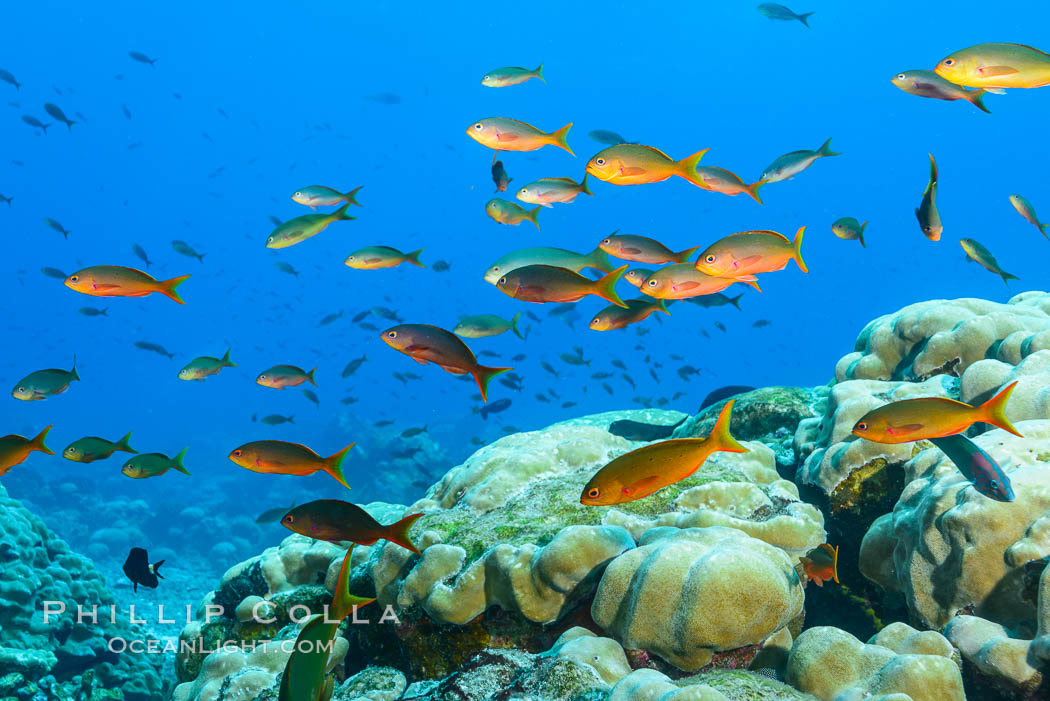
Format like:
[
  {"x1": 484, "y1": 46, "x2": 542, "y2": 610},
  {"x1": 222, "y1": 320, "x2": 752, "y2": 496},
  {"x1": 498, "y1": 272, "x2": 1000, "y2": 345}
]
[
  {"x1": 618, "y1": 166, "x2": 647, "y2": 176},
  {"x1": 676, "y1": 281, "x2": 700, "y2": 291},
  {"x1": 92, "y1": 283, "x2": 120, "y2": 290},
  {"x1": 411, "y1": 357, "x2": 429, "y2": 366},
  {"x1": 887, "y1": 423, "x2": 924, "y2": 436},
  {"x1": 255, "y1": 459, "x2": 286, "y2": 469},
  {"x1": 439, "y1": 365, "x2": 468, "y2": 375},
  {"x1": 979, "y1": 65, "x2": 1019, "y2": 77},
  {"x1": 495, "y1": 132, "x2": 519, "y2": 142},
  {"x1": 622, "y1": 475, "x2": 662, "y2": 496},
  {"x1": 733, "y1": 255, "x2": 763, "y2": 268}
]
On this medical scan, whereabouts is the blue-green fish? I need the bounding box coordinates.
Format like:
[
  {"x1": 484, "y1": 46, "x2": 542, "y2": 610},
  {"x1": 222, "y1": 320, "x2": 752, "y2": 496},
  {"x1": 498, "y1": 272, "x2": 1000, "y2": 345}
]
[{"x1": 929, "y1": 434, "x2": 1013, "y2": 502}]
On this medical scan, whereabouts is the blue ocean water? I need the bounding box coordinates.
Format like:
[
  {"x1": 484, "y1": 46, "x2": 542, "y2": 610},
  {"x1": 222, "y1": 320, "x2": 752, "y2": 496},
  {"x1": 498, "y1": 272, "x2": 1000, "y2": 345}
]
[{"x1": 2, "y1": 1, "x2": 1048, "y2": 569}]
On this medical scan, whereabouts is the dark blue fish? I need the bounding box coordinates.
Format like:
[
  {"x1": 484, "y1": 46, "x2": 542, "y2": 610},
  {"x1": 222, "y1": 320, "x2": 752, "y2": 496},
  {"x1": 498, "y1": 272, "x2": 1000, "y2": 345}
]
[
  {"x1": 699, "y1": 385, "x2": 756, "y2": 410},
  {"x1": 929, "y1": 435, "x2": 1014, "y2": 502}
]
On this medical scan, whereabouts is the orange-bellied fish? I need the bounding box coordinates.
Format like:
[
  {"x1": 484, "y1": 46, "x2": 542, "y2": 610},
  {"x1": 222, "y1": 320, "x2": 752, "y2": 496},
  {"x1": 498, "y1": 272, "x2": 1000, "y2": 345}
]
[
  {"x1": 481, "y1": 64, "x2": 545, "y2": 87},
  {"x1": 961, "y1": 238, "x2": 1018, "y2": 285},
  {"x1": 640, "y1": 264, "x2": 758, "y2": 299},
  {"x1": 760, "y1": 138, "x2": 839, "y2": 183},
  {"x1": 799, "y1": 544, "x2": 839, "y2": 586},
  {"x1": 265, "y1": 204, "x2": 354, "y2": 249},
  {"x1": 381, "y1": 324, "x2": 511, "y2": 402},
  {"x1": 0, "y1": 426, "x2": 53, "y2": 476},
  {"x1": 467, "y1": 118, "x2": 573, "y2": 156},
  {"x1": 832, "y1": 217, "x2": 867, "y2": 247},
  {"x1": 852, "y1": 381, "x2": 1021, "y2": 444},
  {"x1": 916, "y1": 154, "x2": 942, "y2": 241},
  {"x1": 694, "y1": 167, "x2": 767, "y2": 203},
  {"x1": 496, "y1": 264, "x2": 628, "y2": 307},
  {"x1": 585, "y1": 144, "x2": 709, "y2": 188},
  {"x1": 12, "y1": 357, "x2": 79, "y2": 401},
  {"x1": 178, "y1": 349, "x2": 236, "y2": 381},
  {"x1": 65, "y1": 266, "x2": 190, "y2": 304},
  {"x1": 936, "y1": 43, "x2": 1050, "y2": 89},
  {"x1": 695, "y1": 228, "x2": 807, "y2": 278},
  {"x1": 63, "y1": 432, "x2": 136, "y2": 463},
  {"x1": 486, "y1": 199, "x2": 541, "y2": 228},
  {"x1": 580, "y1": 400, "x2": 746, "y2": 505},
  {"x1": 345, "y1": 246, "x2": 424, "y2": 269},
  {"x1": 589, "y1": 298, "x2": 669, "y2": 331},
  {"x1": 229, "y1": 440, "x2": 354, "y2": 488},
  {"x1": 282, "y1": 500, "x2": 424, "y2": 553},
  {"x1": 516, "y1": 175, "x2": 592, "y2": 207},
  {"x1": 291, "y1": 185, "x2": 363, "y2": 210},
  {"x1": 122, "y1": 449, "x2": 191, "y2": 479},
  {"x1": 891, "y1": 70, "x2": 992, "y2": 113},
  {"x1": 257, "y1": 365, "x2": 316, "y2": 389},
  {"x1": 454, "y1": 313, "x2": 523, "y2": 339},
  {"x1": 599, "y1": 233, "x2": 698, "y2": 264},
  {"x1": 624, "y1": 268, "x2": 655, "y2": 288},
  {"x1": 1009, "y1": 195, "x2": 1048, "y2": 239},
  {"x1": 483, "y1": 246, "x2": 613, "y2": 284}
]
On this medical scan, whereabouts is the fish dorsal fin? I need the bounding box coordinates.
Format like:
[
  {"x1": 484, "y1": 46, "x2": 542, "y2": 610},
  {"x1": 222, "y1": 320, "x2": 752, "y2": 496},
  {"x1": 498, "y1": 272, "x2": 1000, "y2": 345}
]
[
  {"x1": 630, "y1": 144, "x2": 673, "y2": 161},
  {"x1": 540, "y1": 177, "x2": 577, "y2": 184},
  {"x1": 728, "y1": 230, "x2": 790, "y2": 243}
]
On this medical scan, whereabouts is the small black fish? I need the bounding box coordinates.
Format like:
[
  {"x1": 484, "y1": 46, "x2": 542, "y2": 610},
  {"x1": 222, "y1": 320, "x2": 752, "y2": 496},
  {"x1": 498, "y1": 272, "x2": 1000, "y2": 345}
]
[
  {"x1": 342, "y1": 354, "x2": 367, "y2": 378},
  {"x1": 132, "y1": 243, "x2": 152, "y2": 268},
  {"x1": 302, "y1": 389, "x2": 320, "y2": 406},
  {"x1": 21, "y1": 115, "x2": 49, "y2": 133},
  {"x1": 0, "y1": 193, "x2": 12, "y2": 206},
  {"x1": 753, "y1": 319, "x2": 772, "y2": 328},
  {"x1": 401, "y1": 426, "x2": 427, "y2": 438},
  {"x1": 375, "y1": 419, "x2": 394, "y2": 427},
  {"x1": 320, "y1": 311, "x2": 343, "y2": 326},
  {"x1": 432, "y1": 260, "x2": 451, "y2": 272},
  {"x1": 78, "y1": 307, "x2": 108, "y2": 317},
  {"x1": 492, "y1": 160, "x2": 512, "y2": 192},
  {"x1": 128, "y1": 51, "x2": 157, "y2": 66},
  {"x1": 123, "y1": 547, "x2": 164, "y2": 592},
  {"x1": 44, "y1": 103, "x2": 75, "y2": 130},
  {"x1": 256, "y1": 500, "x2": 296, "y2": 524},
  {"x1": 699, "y1": 385, "x2": 756, "y2": 410},
  {"x1": 134, "y1": 341, "x2": 175, "y2": 359},
  {"x1": 608, "y1": 416, "x2": 687, "y2": 441},
  {"x1": 40, "y1": 267, "x2": 66, "y2": 279},
  {"x1": 478, "y1": 398, "x2": 511, "y2": 419},
  {"x1": 352, "y1": 310, "x2": 371, "y2": 323},
  {"x1": 261, "y1": 414, "x2": 295, "y2": 425}
]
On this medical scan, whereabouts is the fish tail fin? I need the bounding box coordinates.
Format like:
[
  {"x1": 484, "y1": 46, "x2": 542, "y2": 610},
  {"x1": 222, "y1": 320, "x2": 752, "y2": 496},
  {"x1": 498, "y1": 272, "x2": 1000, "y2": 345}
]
[
  {"x1": 797, "y1": 11, "x2": 814, "y2": 27},
  {"x1": 221, "y1": 348, "x2": 236, "y2": 367},
  {"x1": 324, "y1": 443, "x2": 356, "y2": 489},
  {"x1": 41, "y1": 123, "x2": 49, "y2": 134},
  {"x1": 288, "y1": 415, "x2": 295, "y2": 424},
  {"x1": 534, "y1": 62, "x2": 545, "y2": 82},
  {"x1": 655, "y1": 298, "x2": 671, "y2": 316},
  {"x1": 116, "y1": 431, "x2": 137, "y2": 454},
  {"x1": 344, "y1": 185, "x2": 363, "y2": 206},
  {"x1": 66, "y1": 120, "x2": 76, "y2": 131},
  {"x1": 331, "y1": 546, "x2": 376, "y2": 621},
  {"x1": 979, "y1": 381, "x2": 1023, "y2": 437},
  {"x1": 159, "y1": 274, "x2": 191, "y2": 304},
  {"x1": 333, "y1": 203, "x2": 355, "y2": 221},
  {"x1": 306, "y1": 367, "x2": 318, "y2": 386},
  {"x1": 676, "y1": 149, "x2": 711, "y2": 187},
  {"x1": 744, "y1": 179, "x2": 767, "y2": 204},
  {"x1": 71, "y1": 354, "x2": 80, "y2": 381},
  {"x1": 673, "y1": 246, "x2": 700, "y2": 263},
  {"x1": 31, "y1": 425, "x2": 54, "y2": 455},
  {"x1": 858, "y1": 229, "x2": 866, "y2": 248},
  {"x1": 473, "y1": 366, "x2": 513, "y2": 402},
  {"x1": 101, "y1": 308, "x2": 108, "y2": 316},
  {"x1": 526, "y1": 206, "x2": 542, "y2": 230},
  {"x1": 385, "y1": 512, "x2": 424, "y2": 554},
  {"x1": 594, "y1": 265, "x2": 628, "y2": 308},
  {"x1": 580, "y1": 172, "x2": 593, "y2": 196},
  {"x1": 927, "y1": 153, "x2": 938, "y2": 188},
  {"x1": 172, "y1": 448, "x2": 191, "y2": 475},
  {"x1": 729, "y1": 293, "x2": 743, "y2": 310},
  {"x1": 152, "y1": 560, "x2": 165, "y2": 579},
  {"x1": 968, "y1": 89, "x2": 992, "y2": 113},
  {"x1": 549, "y1": 122, "x2": 573, "y2": 156},
  {"x1": 511, "y1": 312, "x2": 524, "y2": 339},
  {"x1": 792, "y1": 226, "x2": 809, "y2": 272},
  {"x1": 586, "y1": 246, "x2": 615, "y2": 272},
  {"x1": 817, "y1": 138, "x2": 840, "y2": 157},
  {"x1": 1001, "y1": 270, "x2": 1019, "y2": 285},
  {"x1": 406, "y1": 249, "x2": 425, "y2": 268},
  {"x1": 709, "y1": 400, "x2": 747, "y2": 454},
  {"x1": 1042, "y1": 222, "x2": 1050, "y2": 239},
  {"x1": 829, "y1": 545, "x2": 839, "y2": 584}
]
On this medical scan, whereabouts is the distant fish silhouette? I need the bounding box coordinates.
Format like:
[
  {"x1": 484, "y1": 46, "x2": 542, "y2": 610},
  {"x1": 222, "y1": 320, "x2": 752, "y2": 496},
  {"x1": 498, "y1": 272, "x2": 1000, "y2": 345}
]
[
  {"x1": 607, "y1": 416, "x2": 686, "y2": 441},
  {"x1": 699, "y1": 385, "x2": 756, "y2": 410},
  {"x1": 123, "y1": 547, "x2": 164, "y2": 592}
]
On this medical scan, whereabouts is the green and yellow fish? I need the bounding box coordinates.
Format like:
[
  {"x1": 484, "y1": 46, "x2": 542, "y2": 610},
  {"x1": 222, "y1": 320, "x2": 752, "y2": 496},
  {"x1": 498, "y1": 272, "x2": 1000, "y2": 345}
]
[
  {"x1": 585, "y1": 144, "x2": 709, "y2": 188},
  {"x1": 693, "y1": 166, "x2": 767, "y2": 203},
  {"x1": 122, "y1": 449, "x2": 191, "y2": 479},
  {"x1": 467, "y1": 117, "x2": 573, "y2": 156},
  {"x1": 291, "y1": 185, "x2": 362, "y2": 209},
  {"x1": 916, "y1": 154, "x2": 942, "y2": 241},
  {"x1": 256, "y1": 365, "x2": 317, "y2": 389},
  {"x1": 695, "y1": 228, "x2": 808, "y2": 278},
  {"x1": 64, "y1": 432, "x2": 136, "y2": 463},
  {"x1": 599, "y1": 233, "x2": 698, "y2": 264},
  {"x1": 831, "y1": 217, "x2": 867, "y2": 247},
  {"x1": 495, "y1": 264, "x2": 628, "y2": 307},
  {"x1": 12, "y1": 358, "x2": 79, "y2": 401},
  {"x1": 961, "y1": 238, "x2": 1019, "y2": 285},
  {"x1": 229, "y1": 440, "x2": 354, "y2": 488},
  {"x1": 483, "y1": 246, "x2": 612, "y2": 284},
  {"x1": 589, "y1": 298, "x2": 669, "y2": 331},
  {"x1": 65, "y1": 266, "x2": 190, "y2": 304},
  {"x1": 936, "y1": 43, "x2": 1050, "y2": 89},
  {"x1": 454, "y1": 313, "x2": 523, "y2": 339},
  {"x1": 178, "y1": 349, "x2": 236, "y2": 381},
  {"x1": 486, "y1": 199, "x2": 541, "y2": 228},
  {"x1": 759, "y1": 138, "x2": 839, "y2": 183},
  {"x1": 481, "y1": 64, "x2": 545, "y2": 87},
  {"x1": 1009, "y1": 195, "x2": 1048, "y2": 238},
  {"x1": 265, "y1": 204, "x2": 354, "y2": 249},
  {"x1": 0, "y1": 426, "x2": 53, "y2": 476},
  {"x1": 581, "y1": 401, "x2": 746, "y2": 505},
  {"x1": 516, "y1": 175, "x2": 592, "y2": 207},
  {"x1": 891, "y1": 70, "x2": 992, "y2": 112},
  {"x1": 344, "y1": 246, "x2": 424, "y2": 270}
]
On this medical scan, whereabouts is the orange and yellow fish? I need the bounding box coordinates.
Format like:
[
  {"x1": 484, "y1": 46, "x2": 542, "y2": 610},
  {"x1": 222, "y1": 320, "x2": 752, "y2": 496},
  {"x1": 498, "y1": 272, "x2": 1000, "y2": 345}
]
[
  {"x1": 65, "y1": 266, "x2": 190, "y2": 304},
  {"x1": 496, "y1": 264, "x2": 628, "y2": 307},
  {"x1": 799, "y1": 544, "x2": 839, "y2": 586},
  {"x1": 0, "y1": 426, "x2": 53, "y2": 476},
  {"x1": 229, "y1": 440, "x2": 354, "y2": 488},
  {"x1": 936, "y1": 43, "x2": 1050, "y2": 89},
  {"x1": 580, "y1": 401, "x2": 746, "y2": 505},
  {"x1": 585, "y1": 144, "x2": 709, "y2": 188},
  {"x1": 852, "y1": 381, "x2": 1021, "y2": 444},
  {"x1": 640, "y1": 264, "x2": 758, "y2": 299},
  {"x1": 695, "y1": 228, "x2": 807, "y2": 278},
  {"x1": 381, "y1": 324, "x2": 511, "y2": 402},
  {"x1": 467, "y1": 118, "x2": 573, "y2": 156}
]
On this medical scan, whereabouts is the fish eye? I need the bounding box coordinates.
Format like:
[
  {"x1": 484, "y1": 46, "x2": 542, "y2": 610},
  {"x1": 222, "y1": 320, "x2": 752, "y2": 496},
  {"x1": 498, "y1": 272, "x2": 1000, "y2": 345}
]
[
  {"x1": 704, "y1": 255, "x2": 716, "y2": 263},
  {"x1": 492, "y1": 266, "x2": 500, "y2": 272},
  {"x1": 66, "y1": 447, "x2": 75, "y2": 454},
  {"x1": 498, "y1": 276, "x2": 506, "y2": 285},
  {"x1": 595, "y1": 158, "x2": 605, "y2": 166},
  {"x1": 520, "y1": 188, "x2": 528, "y2": 194},
  {"x1": 387, "y1": 331, "x2": 398, "y2": 338},
  {"x1": 233, "y1": 449, "x2": 241, "y2": 456},
  {"x1": 587, "y1": 487, "x2": 600, "y2": 499},
  {"x1": 990, "y1": 480, "x2": 999, "y2": 489},
  {"x1": 601, "y1": 238, "x2": 610, "y2": 245},
  {"x1": 647, "y1": 279, "x2": 658, "y2": 287},
  {"x1": 943, "y1": 59, "x2": 954, "y2": 66},
  {"x1": 897, "y1": 73, "x2": 906, "y2": 80},
  {"x1": 348, "y1": 256, "x2": 355, "y2": 261},
  {"x1": 474, "y1": 123, "x2": 483, "y2": 130},
  {"x1": 284, "y1": 515, "x2": 294, "y2": 524},
  {"x1": 17, "y1": 387, "x2": 24, "y2": 393},
  {"x1": 294, "y1": 191, "x2": 301, "y2": 197},
  {"x1": 70, "y1": 275, "x2": 78, "y2": 282},
  {"x1": 855, "y1": 422, "x2": 868, "y2": 431}
]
